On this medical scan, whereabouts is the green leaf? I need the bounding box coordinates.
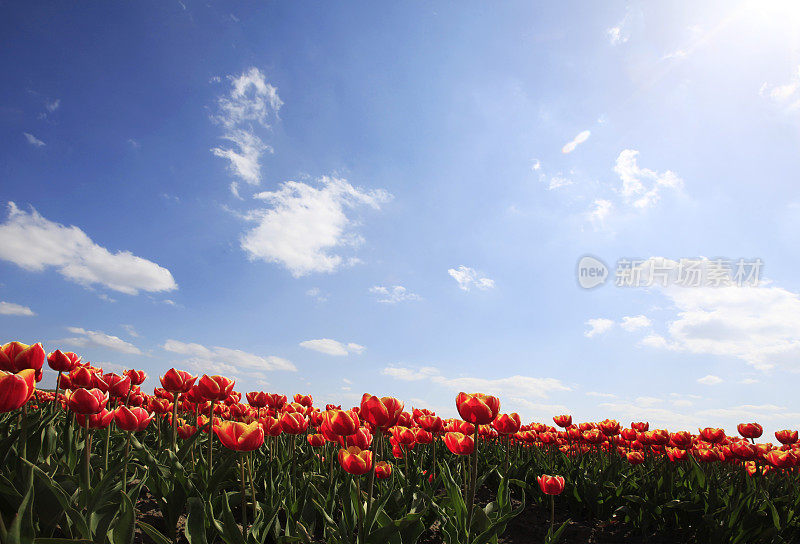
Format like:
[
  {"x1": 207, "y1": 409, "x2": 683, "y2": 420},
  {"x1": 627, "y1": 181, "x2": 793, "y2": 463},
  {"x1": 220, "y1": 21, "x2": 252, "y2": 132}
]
[
  {"x1": 137, "y1": 521, "x2": 173, "y2": 544},
  {"x1": 111, "y1": 493, "x2": 135, "y2": 544},
  {"x1": 185, "y1": 497, "x2": 209, "y2": 544}
]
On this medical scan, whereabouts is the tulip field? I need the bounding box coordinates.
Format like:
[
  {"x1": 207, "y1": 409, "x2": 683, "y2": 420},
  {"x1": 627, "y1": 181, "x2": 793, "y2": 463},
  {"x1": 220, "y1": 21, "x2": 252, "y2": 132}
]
[{"x1": 1, "y1": 342, "x2": 800, "y2": 543}]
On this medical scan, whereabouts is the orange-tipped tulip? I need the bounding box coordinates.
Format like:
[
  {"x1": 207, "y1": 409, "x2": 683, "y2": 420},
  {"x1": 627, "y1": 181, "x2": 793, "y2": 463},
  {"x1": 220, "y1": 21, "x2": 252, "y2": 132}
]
[
  {"x1": 246, "y1": 391, "x2": 268, "y2": 408},
  {"x1": 338, "y1": 446, "x2": 373, "y2": 475},
  {"x1": 324, "y1": 409, "x2": 360, "y2": 436},
  {"x1": 307, "y1": 433, "x2": 325, "y2": 447},
  {"x1": 455, "y1": 392, "x2": 500, "y2": 425},
  {"x1": 553, "y1": 414, "x2": 572, "y2": 428},
  {"x1": 279, "y1": 411, "x2": 308, "y2": 435},
  {"x1": 493, "y1": 413, "x2": 521, "y2": 435},
  {"x1": 775, "y1": 429, "x2": 799, "y2": 445},
  {"x1": 375, "y1": 461, "x2": 392, "y2": 480},
  {"x1": 699, "y1": 427, "x2": 726, "y2": 444},
  {"x1": 197, "y1": 374, "x2": 235, "y2": 402},
  {"x1": 444, "y1": 432, "x2": 474, "y2": 455},
  {"x1": 214, "y1": 420, "x2": 265, "y2": 452},
  {"x1": 77, "y1": 408, "x2": 114, "y2": 429},
  {"x1": 737, "y1": 422, "x2": 763, "y2": 439},
  {"x1": 360, "y1": 394, "x2": 404, "y2": 429}
]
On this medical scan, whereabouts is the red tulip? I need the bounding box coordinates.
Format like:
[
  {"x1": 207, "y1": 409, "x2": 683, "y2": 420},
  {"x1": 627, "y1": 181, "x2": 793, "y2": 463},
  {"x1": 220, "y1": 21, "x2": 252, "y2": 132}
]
[
  {"x1": 730, "y1": 440, "x2": 756, "y2": 460},
  {"x1": 699, "y1": 427, "x2": 726, "y2": 444},
  {"x1": 670, "y1": 431, "x2": 693, "y2": 450},
  {"x1": 360, "y1": 394, "x2": 404, "y2": 429},
  {"x1": 261, "y1": 416, "x2": 282, "y2": 437},
  {"x1": 160, "y1": 368, "x2": 196, "y2": 394},
  {"x1": 103, "y1": 373, "x2": 132, "y2": 399},
  {"x1": 197, "y1": 375, "x2": 234, "y2": 401},
  {"x1": 391, "y1": 426, "x2": 417, "y2": 447},
  {"x1": 444, "y1": 432, "x2": 474, "y2": 455},
  {"x1": 47, "y1": 350, "x2": 80, "y2": 372},
  {"x1": 598, "y1": 419, "x2": 621, "y2": 437},
  {"x1": 418, "y1": 415, "x2": 444, "y2": 434},
  {"x1": 324, "y1": 409, "x2": 360, "y2": 436},
  {"x1": 0, "y1": 369, "x2": 36, "y2": 412},
  {"x1": 214, "y1": 421, "x2": 265, "y2": 452},
  {"x1": 493, "y1": 413, "x2": 521, "y2": 435},
  {"x1": 246, "y1": 391, "x2": 268, "y2": 408},
  {"x1": 537, "y1": 474, "x2": 565, "y2": 495},
  {"x1": 696, "y1": 448, "x2": 721, "y2": 463},
  {"x1": 338, "y1": 446, "x2": 373, "y2": 475},
  {"x1": 293, "y1": 393, "x2": 313, "y2": 407},
  {"x1": 626, "y1": 451, "x2": 645, "y2": 465},
  {"x1": 265, "y1": 393, "x2": 287, "y2": 410},
  {"x1": 375, "y1": 460, "x2": 392, "y2": 480},
  {"x1": 76, "y1": 408, "x2": 114, "y2": 429},
  {"x1": 553, "y1": 414, "x2": 572, "y2": 428},
  {"x1": 279, "y1": 411, "x2": 308, "y2": 435},
  {"x1": 114, "y1": 406, "x2": 154, "y2": 432},
  {"x1": 456, "y1": 392, "x2": 500, "y2": 425},
  {"x1": 177, "y1": 424, "x2": 197, "y2": 439},
  {"x1": 666, "y1": 447, "x2": 689, "y2": 462},
  {"x1": 307, "y1": 433, "x2": 325, "y2": 447},
  {"x1": 0, "y1": 342, "x2": 45, "y2": 381},
  {"x1": 764, "y1": 450, "x2": 795, "y2": 469},
  {"x1": 631, "y1": 422, "x2": 649, "y2": 432},
  {"x1": 415, "y1": 428, "x2": 433, "y2": 444},
  {"x1": 125, "y1": 369, "x2": 147, "y2": 386},
  {"x1": 67, "y1": 388, "x2": 108, "y2": 414},
  {"x1": 737, "y1": 422, "x2": 763, "y2": 440},
  {"x1": 341, "y1": 427, "x2": 373, "y2": 449},
  {"x1": 775, "y1": 429, "x2": 799, "y2": 445}
]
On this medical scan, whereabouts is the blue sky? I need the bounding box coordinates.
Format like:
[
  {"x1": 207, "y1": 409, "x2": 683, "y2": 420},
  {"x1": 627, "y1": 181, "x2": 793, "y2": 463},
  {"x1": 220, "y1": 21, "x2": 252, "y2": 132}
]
[{"x1": 3, "y1": 1, "x2": 800, "y2": 435}]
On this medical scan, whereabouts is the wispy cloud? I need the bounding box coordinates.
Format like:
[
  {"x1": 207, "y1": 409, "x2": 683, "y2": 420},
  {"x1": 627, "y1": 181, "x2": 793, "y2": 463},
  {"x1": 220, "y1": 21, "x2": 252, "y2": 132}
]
[
  {"x1": 0, "y1": 301, "x2": 35, "y2": 316},
  {"x1": 211, "y1": 67, "x2": 281, "y2": 193},
  {"x1": 163, "y1": 339, "x2": 296, "y2": 379},
  {"x1": 448, "y1": 265, "x2": 494, "y2": 291},
  {"x1": 614, "y1": 149, "x2": 683, "y2": 209},
  {"x1": 0, "y1": 202, "x2": 177, "y2": 295},
  {"x1": 299, "y1": 338, "x2": 365, "y2": 356},
  {"x1": 584, "y1": 318, "x2": 614, "y2": 338},
  {"x1": 23, "y1": 133, "x2": 45, "y2": 147},
  {"x1": 561, "y1": 130, "x2": 591, "y2": 154},
  {"x1": 63, "y1": 326, "x2": 142, "y2": 355},
  {"x1": 369, "y1": 285, "x2": 421, "y2": 303}
]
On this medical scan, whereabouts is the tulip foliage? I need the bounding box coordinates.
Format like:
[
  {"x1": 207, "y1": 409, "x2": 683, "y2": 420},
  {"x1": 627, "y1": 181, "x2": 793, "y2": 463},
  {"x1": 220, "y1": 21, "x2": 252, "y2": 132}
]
[{"x1": 0, "y1": 342, "x2": 799, "y2": 543}]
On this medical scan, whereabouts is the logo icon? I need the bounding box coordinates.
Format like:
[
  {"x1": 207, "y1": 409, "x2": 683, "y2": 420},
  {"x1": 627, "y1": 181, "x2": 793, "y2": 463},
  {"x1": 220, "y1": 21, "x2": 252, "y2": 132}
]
[{"x1": 577, "y1": 255, "x2": 608, "y2": 289}]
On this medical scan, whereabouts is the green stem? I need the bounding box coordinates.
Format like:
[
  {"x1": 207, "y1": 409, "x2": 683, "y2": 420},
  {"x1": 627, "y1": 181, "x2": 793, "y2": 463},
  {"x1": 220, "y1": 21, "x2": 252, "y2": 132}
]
[
  {"x1": 171, "y1": 395, "x2": 179, "y2": 451},
  {"x1": 356, "y1": 477, "x2": 364, "y2": 544},
  {"x1": 123, "y1": 431, "x2": 131, "y2": 495},
  {"x1": 207, "y1": 401, "x2": 215, "y2": 477},
  {"x1": 240, "y1": 454, "x2": 248, "y2": 533},
  {"x1": 247, "y1": 452, "x2": 256, "y2": 523},
  {"x1": 367, "y1": 427, "x2": 381, "y2": 510},
  {"x1": 550, "y1": 495, "x2": 555, "y2": 534},
  {"x1": 83, "y1": 428, "x2": 93, "y2": 510},
  {"x1": 466, "y1": 424, "x2": 479, "y2": 541},
  {"x1": 104, "y1": 417, "x2": 112, "y2": 473}
]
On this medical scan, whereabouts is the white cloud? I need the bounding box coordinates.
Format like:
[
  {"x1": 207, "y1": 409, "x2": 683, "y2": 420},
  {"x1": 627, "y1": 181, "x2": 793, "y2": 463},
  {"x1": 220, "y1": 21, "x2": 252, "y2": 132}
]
[
  {"x1": 211, "y1": 67, "x2": 281, "y2": 190},
  {"x1": 587, "y1": 391, "x2": 617, "y2": 399},
  {"x1": 370, "y1": 285, "x2": 422, "y2": 303},
  {"x1": 0, "y1": 202, "x2": 177, "y2": 295},
  {"x1": 607, "y1": 7, "x2": 634, "y2": 45},
  {"x1": 162, "y1": 339, "x2": 296, "y2": 378},
  {"x1": 306, "y1": 287, "x2": 328, "y2": 302},
  {"x1": 212, "y1": 129, "x2": 271, "y2": 187},
  {"x1": 0, "y1": 301, "x2": 35, "y2": 316},
  {"x1": 531, "y1": 159, "x2": 541, "y2": 171},
  {"x1": 561, "y1": 130, "x2": 591, "y2": 154},
  {"x1": 23, "y1": 133, "x2": 45, "y2": 147},
  {"x1": 697, "y1": 374, "x2": 722, "y2": 385},
  {"x1": 448, "y1": 265, "x2": 495, "y2": 291},
  {"x1": 588, "y1": 199, "x2": 612, "y2": 228},
  {"x1": 621, "y1": 314, "x2": 651, "y2": 332},
  {"x1": 760, "y1": 65, "x2": 800, "y2": 111},
  {"x1": 584, "y1": 318, "x2": 614, "y2": 338},
  {"x1": 45, "y1": 99, "x2": 60, "y2": 113},
  {"x1": 548, "y1": 176, "x2": 573, "y2": 190},
  {"x1": 121, "y1": 324, "x2": 140, "y2": 338},
  {"x1": 299, "y1": 338, "x2": 365, "y2": 356},
  {"x1": 628, "y1": 258, "x2": 800, "y2": 372},
  {"x1": 382, "y1": 365, "x2": 571, "y2": 399},
  {"x1": 63, "y1": 327, "x2": 142, "y2": 355},
  {"x1": 242, "y1": 176, "x2": 392, "y2": 276},
  {"x1": 614, "y1": 149, "x2": 683, "y2": 209}
]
